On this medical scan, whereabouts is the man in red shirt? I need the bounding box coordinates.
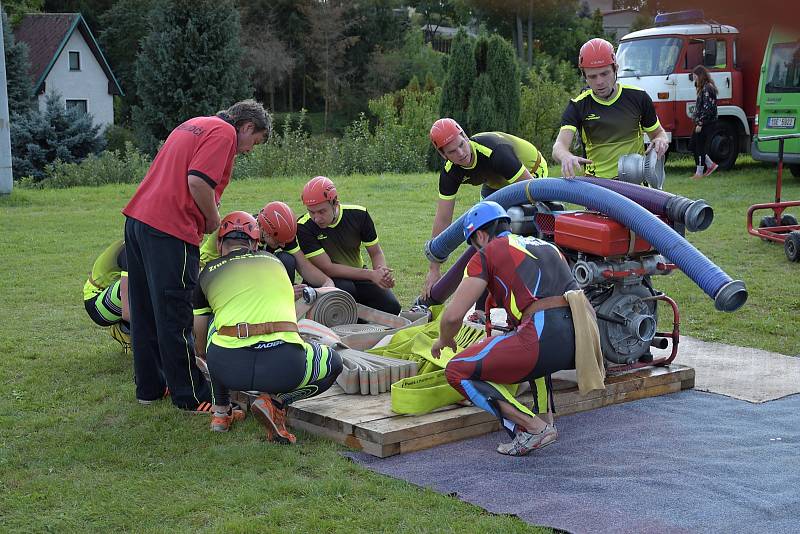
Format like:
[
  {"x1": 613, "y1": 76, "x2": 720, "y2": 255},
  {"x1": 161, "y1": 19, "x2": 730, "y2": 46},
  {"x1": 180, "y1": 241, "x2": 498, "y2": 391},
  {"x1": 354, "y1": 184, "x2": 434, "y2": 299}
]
[{"x1": 122, "y1": 99, "x2": 271, "y2": 411}]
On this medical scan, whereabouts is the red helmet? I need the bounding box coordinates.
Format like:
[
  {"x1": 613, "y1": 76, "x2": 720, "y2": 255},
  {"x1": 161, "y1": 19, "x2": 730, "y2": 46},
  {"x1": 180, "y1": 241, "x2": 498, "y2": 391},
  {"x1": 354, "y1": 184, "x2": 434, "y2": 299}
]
[
  {"x1": 218, "y1": 211, "x2": 260, "y2": 241},
  {"x1": 429, "y1": 118, "x2": 465, "y2": 150},
  {"x1": 301, "y1": 176, "x2": 337, "y2": 207},
  {"x1": 579, "y1": 38, "x2": 616, "y2": 69},
  {"x1": 258, "y1": 201, "x2": 297, "y2": 245}
]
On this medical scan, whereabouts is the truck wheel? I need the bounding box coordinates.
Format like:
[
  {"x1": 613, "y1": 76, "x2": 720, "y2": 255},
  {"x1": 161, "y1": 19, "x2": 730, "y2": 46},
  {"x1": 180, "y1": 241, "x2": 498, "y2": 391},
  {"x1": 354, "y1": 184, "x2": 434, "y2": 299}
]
[
  {"x1": 789, "y1": 164, "x2": 800, "y2": 178},
  {"x1": 784, "y1": 231, "x2": 800, "y2": 262},
  {"x1": 707, "y1": 121, "x2": 739, "y2": 171}
]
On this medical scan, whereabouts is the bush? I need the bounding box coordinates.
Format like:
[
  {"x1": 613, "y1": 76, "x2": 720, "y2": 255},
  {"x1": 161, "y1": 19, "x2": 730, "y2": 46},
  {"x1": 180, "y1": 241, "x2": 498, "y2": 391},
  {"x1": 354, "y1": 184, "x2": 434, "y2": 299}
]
[
  {"x1": 104, "y1": 124, "x2": 138, "y2": 154},
  {"x1": 11, "y1": 92, "x2": 106, "y2": 181},
  {"x1": 19, "y1": 143, "x2": 151, "y2": 189},
  {"x1": 518, "y1": 65, "x2": 577, "y2": 159}
]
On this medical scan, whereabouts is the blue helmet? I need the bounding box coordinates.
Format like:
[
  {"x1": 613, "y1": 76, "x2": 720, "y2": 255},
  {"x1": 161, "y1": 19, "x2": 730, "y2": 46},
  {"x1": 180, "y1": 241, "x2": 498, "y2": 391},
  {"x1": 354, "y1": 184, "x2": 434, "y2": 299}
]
[{"x1": 463, "y1": 201, "x2": 510, "y2": 242}]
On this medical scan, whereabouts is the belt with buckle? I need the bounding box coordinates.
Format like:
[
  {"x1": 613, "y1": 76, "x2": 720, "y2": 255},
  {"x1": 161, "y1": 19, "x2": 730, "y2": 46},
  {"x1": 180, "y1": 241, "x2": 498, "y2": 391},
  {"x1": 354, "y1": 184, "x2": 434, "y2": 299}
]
[{"x1": 217, "y1": 321, "x2": 299, "y2": 339}]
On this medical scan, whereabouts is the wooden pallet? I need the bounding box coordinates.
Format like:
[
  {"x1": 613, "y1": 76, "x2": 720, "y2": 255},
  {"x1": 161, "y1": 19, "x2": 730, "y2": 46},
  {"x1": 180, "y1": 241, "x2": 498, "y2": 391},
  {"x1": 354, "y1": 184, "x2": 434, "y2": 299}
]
[{"x1": 285, "y1": 364, "x2": 695, "y2": 457}]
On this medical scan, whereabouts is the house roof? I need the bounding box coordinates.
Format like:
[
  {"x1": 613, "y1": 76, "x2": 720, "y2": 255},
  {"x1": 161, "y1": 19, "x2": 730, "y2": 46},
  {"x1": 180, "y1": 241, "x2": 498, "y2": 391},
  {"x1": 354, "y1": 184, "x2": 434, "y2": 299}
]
[{"x1": 14, "y1": 13, "x2": 123, "y2": 96}]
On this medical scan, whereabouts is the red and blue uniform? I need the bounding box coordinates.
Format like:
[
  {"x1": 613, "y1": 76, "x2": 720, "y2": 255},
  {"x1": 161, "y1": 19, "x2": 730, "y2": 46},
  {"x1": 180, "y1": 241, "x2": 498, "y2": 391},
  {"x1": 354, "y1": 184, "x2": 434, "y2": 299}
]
[{"x1": 445, "y1": 233, "x2": 579, "y2": 435}]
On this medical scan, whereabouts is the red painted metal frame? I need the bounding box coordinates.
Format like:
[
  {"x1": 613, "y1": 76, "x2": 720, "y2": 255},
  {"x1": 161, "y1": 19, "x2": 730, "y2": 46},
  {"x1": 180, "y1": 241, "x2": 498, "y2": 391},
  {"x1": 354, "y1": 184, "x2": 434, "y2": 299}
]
[
  {"x1": 605, "y1": 293, "x2": 681, "y2": 375},
  {"x1": 746, "y1": 134, "x2": 800, "y2": 244}
]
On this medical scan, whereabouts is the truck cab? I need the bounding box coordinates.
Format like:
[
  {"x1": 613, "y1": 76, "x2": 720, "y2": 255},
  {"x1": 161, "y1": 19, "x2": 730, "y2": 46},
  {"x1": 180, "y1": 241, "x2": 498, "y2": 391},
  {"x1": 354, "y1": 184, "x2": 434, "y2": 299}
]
[
  {"x1": 751, "y1": 28, "x2": 800, "y2": 176},
  {"x1": 618, "y1": 11, "x2": 756, "y2": 170}
]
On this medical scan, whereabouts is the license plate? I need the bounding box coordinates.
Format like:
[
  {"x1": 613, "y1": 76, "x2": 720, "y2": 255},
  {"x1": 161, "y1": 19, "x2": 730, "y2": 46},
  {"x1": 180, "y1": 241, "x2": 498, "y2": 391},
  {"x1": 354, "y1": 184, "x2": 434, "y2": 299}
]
[{"x1": 767, "y1": 116, "x2": 796, "y2": 129}]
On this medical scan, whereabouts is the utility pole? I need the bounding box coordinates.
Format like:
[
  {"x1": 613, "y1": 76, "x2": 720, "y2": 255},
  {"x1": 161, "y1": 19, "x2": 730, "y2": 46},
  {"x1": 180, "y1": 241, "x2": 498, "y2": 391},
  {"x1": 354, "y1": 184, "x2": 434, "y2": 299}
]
[{"x1": 0, "y1": 6, "x2": 13, "y2": 195}]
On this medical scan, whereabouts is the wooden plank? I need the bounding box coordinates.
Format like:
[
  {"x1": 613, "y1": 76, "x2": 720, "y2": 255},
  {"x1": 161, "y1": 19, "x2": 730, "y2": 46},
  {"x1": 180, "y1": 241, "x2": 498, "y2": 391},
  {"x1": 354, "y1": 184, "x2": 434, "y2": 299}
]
[
  {"x1": 285, "y1": 364, "x2": 695, "y2": 458},
  {"x1": 399, "y1": 420, "x2": 501, "y2": 455}
]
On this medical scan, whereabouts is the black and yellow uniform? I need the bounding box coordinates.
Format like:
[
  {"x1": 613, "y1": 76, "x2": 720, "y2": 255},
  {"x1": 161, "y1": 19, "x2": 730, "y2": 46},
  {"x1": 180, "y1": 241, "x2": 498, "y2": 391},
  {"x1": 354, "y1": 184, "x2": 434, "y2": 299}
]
[
  {"x1": 438, "y1": 132, "x2": 548, "y2": 200},
  {"x1": 84, "y1": 240, "x2": 127, "y2": 327},
  {"x1": 200, "y1": 226, "x2": 300, "y2": 280},
  {"x1": 297, "y1": 205, "x2": 400, "y2": 314},
  {"x1": 193, "y1": 248, "x2": 342, "y2": 407},
  {"x1": 560, "y1": 84, "x2": 661, "y2": 178}
]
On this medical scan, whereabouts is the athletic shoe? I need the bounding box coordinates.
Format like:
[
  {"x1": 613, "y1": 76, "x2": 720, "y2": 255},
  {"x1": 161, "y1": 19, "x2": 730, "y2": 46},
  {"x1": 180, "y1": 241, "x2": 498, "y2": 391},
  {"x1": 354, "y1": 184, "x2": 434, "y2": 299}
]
[
  {"x1": 251, "y1": 395, "x2": 297, "y2": 444},
  {"x1": 210, "y1": 406, "x2": 246, "y2": 432},
  {"x1": 137, "y1": 387, "x2": 170, "y2": 405},
  {"x1": 187, "y1": 401, "x2": 214, "y2": 414},
  {"x1": 703, "y1": 161, "x2": 718, "y2": 177},
  {"x1": 109, "y1": 323, "x2": 131, "y2": 354},
  {"x1": 496, "y1": 424, "x2": 558, "y2": 456}
]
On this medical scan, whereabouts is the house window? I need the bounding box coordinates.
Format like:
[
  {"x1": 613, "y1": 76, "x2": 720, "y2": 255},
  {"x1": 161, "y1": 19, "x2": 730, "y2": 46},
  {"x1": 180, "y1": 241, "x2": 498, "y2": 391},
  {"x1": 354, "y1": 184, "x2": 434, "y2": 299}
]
[
  {"x1": 65, "y1": 99, "x2": 88, "y2": 114},
  {"x1": 69, "y1": 51, "x2": 80, "y2": 71}
]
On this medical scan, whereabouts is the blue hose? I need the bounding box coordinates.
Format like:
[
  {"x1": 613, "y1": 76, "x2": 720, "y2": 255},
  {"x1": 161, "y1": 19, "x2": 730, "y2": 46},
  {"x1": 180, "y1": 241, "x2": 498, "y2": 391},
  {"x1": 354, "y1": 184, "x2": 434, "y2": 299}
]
[{"x1": 426, "y1": 178, "x2": 747, "y2": 312}]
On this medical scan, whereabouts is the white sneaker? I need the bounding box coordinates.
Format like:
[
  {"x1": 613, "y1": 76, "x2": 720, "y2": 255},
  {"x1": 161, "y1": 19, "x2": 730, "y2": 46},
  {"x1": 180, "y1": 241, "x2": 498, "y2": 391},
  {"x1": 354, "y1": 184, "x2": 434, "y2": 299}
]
[{"x1": 496, "y1": 424, "x2": 558, "y2": 456}]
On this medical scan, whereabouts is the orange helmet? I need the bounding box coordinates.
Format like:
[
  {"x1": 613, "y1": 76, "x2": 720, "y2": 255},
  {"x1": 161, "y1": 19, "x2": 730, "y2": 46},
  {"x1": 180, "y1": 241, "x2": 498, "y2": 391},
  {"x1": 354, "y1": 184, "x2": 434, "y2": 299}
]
[
  {"x1": 258, "y1": 201, "x2": 297, "y2": 246},
  {"x1": 429, "y1": 118, "x2": 465, "y2": 150},
  {"x1": 579, "y1": 38, "x2": 616, "y2": 69},
  {"x1": 218, "y1": 211, "x2": 260, "y2": 241},
  {"x1": 301, "y1": 176, "x2": 337, "y2": 207}
]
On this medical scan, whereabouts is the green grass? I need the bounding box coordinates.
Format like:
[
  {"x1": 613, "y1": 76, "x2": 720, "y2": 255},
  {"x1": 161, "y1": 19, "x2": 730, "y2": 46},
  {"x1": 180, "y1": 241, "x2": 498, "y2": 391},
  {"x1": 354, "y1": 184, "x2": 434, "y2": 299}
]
[{"x1": 1, "y1": 158, "x2": 798, "y2": 531}]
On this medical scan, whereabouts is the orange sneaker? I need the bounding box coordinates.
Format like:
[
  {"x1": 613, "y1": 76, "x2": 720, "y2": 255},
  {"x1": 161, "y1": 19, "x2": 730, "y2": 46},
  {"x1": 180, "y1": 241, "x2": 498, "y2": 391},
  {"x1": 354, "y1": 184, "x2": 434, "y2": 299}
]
[
  {"x1": 210, "y1": 406, "x2": 246, "y2": 432},
  {"x1": 251, "y1": 395, "x2": 296, "y2": 444}
]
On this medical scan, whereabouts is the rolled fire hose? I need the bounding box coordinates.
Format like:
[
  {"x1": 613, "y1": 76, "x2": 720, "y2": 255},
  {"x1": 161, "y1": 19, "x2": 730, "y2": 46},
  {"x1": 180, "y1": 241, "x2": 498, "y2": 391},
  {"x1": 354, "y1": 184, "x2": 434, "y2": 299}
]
[
  {"x1": 297, "y1": 319, "x2": 418, "y2": 395},
  {"x1": 295, "y1": 287, "x2": 358, "y2": 326}
]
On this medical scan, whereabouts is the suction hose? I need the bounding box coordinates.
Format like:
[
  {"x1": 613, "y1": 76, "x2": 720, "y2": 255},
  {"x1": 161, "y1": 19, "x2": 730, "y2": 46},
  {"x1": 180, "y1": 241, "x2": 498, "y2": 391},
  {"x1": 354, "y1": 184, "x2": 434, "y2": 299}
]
[
  {"x1": 425, "y1": 178, "x2": 747, "y2": 312},
  {"x1": 574, "y1": 177, "x2": 714, "y2": 232}
]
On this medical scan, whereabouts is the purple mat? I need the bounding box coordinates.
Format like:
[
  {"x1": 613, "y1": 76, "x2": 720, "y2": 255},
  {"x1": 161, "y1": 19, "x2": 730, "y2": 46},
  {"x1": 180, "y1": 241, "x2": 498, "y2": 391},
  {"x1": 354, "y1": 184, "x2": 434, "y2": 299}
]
[{"x1": 347, "y1": 390, "x2": 800, "y2": 534}]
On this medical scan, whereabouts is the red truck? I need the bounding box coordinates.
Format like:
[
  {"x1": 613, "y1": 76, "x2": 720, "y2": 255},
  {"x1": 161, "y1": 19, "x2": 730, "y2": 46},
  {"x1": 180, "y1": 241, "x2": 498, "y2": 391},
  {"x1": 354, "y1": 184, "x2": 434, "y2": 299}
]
[{"x1": 617, "y1": 9, "x2": 773, "y2": 170}]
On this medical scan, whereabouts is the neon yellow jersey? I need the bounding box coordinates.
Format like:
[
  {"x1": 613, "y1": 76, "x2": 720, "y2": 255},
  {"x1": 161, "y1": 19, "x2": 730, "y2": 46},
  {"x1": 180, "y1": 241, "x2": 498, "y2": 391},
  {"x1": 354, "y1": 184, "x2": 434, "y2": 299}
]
[
  {"x1": 199, "y1": 228, "x2": 300, "y2": 269},
  {"x1": 560, "y1": 84, "x2": 661, "y2": 178},
  {"x1": 83, "y1": 240, "x2": 125, "y2": 301},
  {"x1": 193, "y1": 249, "x2": 302, "y2": 349}
]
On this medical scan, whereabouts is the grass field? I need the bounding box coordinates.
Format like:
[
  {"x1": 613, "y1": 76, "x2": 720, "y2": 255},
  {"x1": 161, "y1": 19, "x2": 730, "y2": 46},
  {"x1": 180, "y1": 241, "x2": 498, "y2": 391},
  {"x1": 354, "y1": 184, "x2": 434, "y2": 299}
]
[{"x1": 1, "y1": 156, "x2": 798, "y2": 531}]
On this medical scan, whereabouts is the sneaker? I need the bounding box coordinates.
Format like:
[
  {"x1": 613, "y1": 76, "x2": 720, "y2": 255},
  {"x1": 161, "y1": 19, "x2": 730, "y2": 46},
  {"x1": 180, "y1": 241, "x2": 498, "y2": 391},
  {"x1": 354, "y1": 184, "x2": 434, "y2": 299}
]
[
  {"x1": 496, "y1": 423, "x2": 558, "y2": 456},
  {"x1": 137, "y1": 387, "x2": 170, "y2": 405},
  {"x1": 109, "y1": 323, "x2": 131, "y2": 354},
  {"x1": 703, "y1": 161, "x2": 718, "y2": 177},
  {"x1": 251, "y1": 395, "x2": 296, "y2": 444},
  {"x1": 466, "y1": 310, "x2": 486, "y2": 325},
  {"x1": 210, "y1": 406, "x2": 246, "y2": 432}
]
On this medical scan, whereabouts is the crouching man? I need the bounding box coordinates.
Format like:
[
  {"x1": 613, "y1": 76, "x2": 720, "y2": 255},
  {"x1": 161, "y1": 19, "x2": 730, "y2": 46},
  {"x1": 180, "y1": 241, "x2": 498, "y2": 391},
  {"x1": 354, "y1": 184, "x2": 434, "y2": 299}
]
[
  {"x1": 432, "y1": 201, "x2": 600, "y2": 456},
  {"x1": 192, "y1": 211, "x2": 342, "y2": 443}
]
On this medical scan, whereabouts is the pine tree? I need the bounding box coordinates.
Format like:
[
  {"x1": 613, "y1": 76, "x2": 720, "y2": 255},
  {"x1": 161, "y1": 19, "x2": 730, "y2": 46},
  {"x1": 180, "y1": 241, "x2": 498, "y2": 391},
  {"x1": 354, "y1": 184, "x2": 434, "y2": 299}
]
[
  {"x1": 438, "y1": 30, "x2": 475, "y2": 133},
  {"x1": 3, "y1": 10, "x2": 34, "y2": 117},
  {"x1": 10, "y1": 92, "x2": 105, "y2": 181},
  {"x1": 131, "y1": 0, "x2": 251, "y2": 153},
  {"x1": 467, "y1": 34, "x2": 520, "y2": 134}
]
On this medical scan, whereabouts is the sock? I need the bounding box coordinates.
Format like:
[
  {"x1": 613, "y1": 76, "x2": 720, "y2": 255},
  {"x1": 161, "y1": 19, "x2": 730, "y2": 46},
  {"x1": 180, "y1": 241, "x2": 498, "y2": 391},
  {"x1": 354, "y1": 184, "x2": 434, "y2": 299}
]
[{"x1": 696, "y1": 165, "x2": 704, "y2": 175}]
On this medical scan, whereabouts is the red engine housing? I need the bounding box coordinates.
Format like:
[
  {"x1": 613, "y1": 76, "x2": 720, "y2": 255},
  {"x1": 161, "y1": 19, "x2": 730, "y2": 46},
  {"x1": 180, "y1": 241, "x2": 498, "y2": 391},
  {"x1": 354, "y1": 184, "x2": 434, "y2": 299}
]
[{"x1": 554, "y1": 212, "x2": 653, "y2": 257}]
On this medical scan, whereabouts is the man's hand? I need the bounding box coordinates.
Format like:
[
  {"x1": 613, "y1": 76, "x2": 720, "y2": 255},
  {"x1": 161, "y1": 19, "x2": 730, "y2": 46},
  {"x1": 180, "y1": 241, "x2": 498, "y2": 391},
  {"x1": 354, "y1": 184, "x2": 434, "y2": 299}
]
[
  {"x1": 560, "y1": 154, "x2": 592, "y2": 179},
  {"x1": 431, "y1": 337, "x2": 457, "y2": 359},
  {"x1": 293, "y1": 284, "x2": 307, "y2": 300},
  {"x1": 422, "y1": 267, "x2": 442, "y2": 300},
  {"x1": 646, "y1": 136, "x2": 670, "y2": 158},
  {"x1": 371, "y1": 267, "x2": 395, "y2": 289},
  {"x1": 205, "y1": 212, "x2": 221, "y2": 234}
]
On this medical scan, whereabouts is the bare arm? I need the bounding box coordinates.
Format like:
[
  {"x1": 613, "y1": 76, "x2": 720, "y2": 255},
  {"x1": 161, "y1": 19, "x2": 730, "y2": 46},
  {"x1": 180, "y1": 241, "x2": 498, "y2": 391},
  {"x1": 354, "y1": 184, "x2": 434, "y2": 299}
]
[
  {"x1": 187, "y1": 175, "x2": 220, "y2": 234},
  {"x1": 431, "y1": 277, "x2": 487, "y2": 357},
  {"x1": 645, "y1": 125, "x2": 670, "y2": 158},
  {"x1": 307, "y1": 250, "x2": 382, "y2": 284},
  {"x1": 120, "y1": 275, "x2": 129, "y2": 322},
  {"x1": 193, "y1": 315, "x2": 210, "y2": 360},
  {"x1": 366, "y1": 243, "x2": 394, "y2": 289},
  {"x1": 552, "y1": 128, "x2": 592, "y2": 178},
  {"x1": 294, "y1": 250, "x2": 334, "y2": 287}
]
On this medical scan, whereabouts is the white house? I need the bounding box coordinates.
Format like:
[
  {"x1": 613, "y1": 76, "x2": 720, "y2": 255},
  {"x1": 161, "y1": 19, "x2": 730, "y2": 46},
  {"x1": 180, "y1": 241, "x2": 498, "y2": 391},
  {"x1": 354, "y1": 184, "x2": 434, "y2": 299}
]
[{"x1": 14, "y1": 13, "x2": 123, "y2": 129}]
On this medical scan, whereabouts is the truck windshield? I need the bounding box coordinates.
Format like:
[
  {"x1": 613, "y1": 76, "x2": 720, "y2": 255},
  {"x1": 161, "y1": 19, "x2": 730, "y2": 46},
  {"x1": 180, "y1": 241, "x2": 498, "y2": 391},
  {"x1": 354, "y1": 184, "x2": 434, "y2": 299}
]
[
  {"x1": 617, "y1": 38, "x2": 682, "y2": 77},
  {"x1": 765, "y1": 42, "x2": 800, "y2": 93}
]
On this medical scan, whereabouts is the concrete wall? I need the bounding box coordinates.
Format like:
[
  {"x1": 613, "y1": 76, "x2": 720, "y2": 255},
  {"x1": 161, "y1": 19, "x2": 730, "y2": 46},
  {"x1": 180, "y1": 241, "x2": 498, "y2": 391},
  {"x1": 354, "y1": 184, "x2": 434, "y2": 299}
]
[
  {"x1": 604, "y1": 10, "x2": 640, "y2": 39},
  {"x1": 37, "y1": 30, "x2": 113, "y2": 129}
]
